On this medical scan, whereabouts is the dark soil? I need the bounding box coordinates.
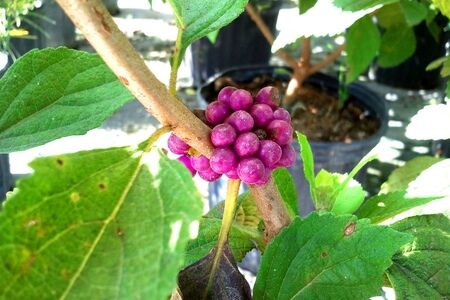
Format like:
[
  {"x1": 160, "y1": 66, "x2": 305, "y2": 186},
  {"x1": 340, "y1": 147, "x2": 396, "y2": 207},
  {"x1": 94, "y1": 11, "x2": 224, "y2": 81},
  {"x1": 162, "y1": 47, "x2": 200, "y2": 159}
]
[{"x1": 208, "y1": 75, "x2": 380, "y2": 143}]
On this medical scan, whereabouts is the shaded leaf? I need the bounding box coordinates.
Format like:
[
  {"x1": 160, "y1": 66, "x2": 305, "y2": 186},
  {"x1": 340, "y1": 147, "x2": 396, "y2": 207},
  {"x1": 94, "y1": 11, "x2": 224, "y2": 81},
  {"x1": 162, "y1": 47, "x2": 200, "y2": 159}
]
[
  {"x1": 168, "y1": 0, "x2": 248, "y2": 69},
  {"x1": 376, "y1": 3, "x2": 405, "y2": 28},
  {"x1": 0, "y1": 48, "x2": 132, "y2": 153},
  {"x1": 378, "y1": 25, "x2": 416, "y2": 68},
  {"x1": 387, "y1": 214, "x2": 450, "y2": 299},
  {"x1": 273, "y1": 168, "x2": 299, "y2": 216},
  {"x1": 381, "y1": 156, "x2": 443, "y2": 193},
  {"x1": 296, "y1": 132, "x2": 316, "y2": 202},
  {"x1": 356, "y1": 191, "x2": 440, "y2": 223},
  {"x1": 346, "y1": 15, "x2": 380, "y2": 82},
  {"x1": 441, "y1": 59, "x2": 450, "y2": 77},
  {"x1": 178, "y1": 243, "x2": 252, "y2": 300},
  {"x1": 299, "y1": 0, "x2": 317, "y2": 14},
  {"x1": 254, "y1": 213, "x2": 412, "y2": 300},
  {"x1": 0, "y1": 147, "x2": 203, "y2": 299},
  {"x1": 399, "y1": 0, "x2": 428, "y2": 26},
  {"x1": 333, "y1": 0, "x2": 398, "y2": 11}
]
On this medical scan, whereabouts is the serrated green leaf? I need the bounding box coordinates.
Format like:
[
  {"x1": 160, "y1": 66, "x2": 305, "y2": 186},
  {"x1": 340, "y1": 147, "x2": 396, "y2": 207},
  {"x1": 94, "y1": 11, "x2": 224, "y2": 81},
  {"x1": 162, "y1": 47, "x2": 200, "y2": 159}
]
[
  {"x1": 346, "y1": 15, "x2": 380, "y2": 82},
  {"x1": 426, "y1": 56, "x2": 449, "y2": 71},
  {"x1": 381, "y1": 156, "x2": 443, "y2": 193},
  {"x1": 254, "y1": 213, "x2": 412, "y2": 300},
  {"x1": 0, "y1": 147, "x2": 203, "y2": 299},
  {"x1": 168, "y1": 0, "x2": 248, "y2": 69},
  {"x1": 273, "y1": 168, "x2": 299, "y2": 216},
  {"x1": 299, "y1": 0, "x2": 317, "y2": 14},
  {"x1": 0, "y1": 48, "x2": 133, "y2": 153},
  {"x1": 296, "y1": 132, "x2": 316, "y2": 202},
  {"x1": 387, "y1": 214, "x2": 450, "y2": 299},
  {"x1": 433, "y1": 0, "x2": 450, "y2": 19},
  {"x1": 399, "y1": 0, "x2": 427, "y2": 26},
  {"x1": 356, "y1": 191, "x2": 440, "y2": 223},
  {"x1": 333, "y1": 0, "x2": 398, "y2": 11},
  {"x1": 376, "y1": 3, "x2": 405, "y2": 28},
  {"x1": 378, "y1": 25, "x2": 416, "y2": 68}
]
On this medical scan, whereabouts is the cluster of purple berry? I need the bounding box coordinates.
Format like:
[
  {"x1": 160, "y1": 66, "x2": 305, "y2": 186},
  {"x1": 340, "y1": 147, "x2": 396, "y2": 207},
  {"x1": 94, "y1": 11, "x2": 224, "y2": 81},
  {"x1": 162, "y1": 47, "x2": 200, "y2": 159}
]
[{"x1": 168, "y1": 86, "x2": 296, "y2": 185}]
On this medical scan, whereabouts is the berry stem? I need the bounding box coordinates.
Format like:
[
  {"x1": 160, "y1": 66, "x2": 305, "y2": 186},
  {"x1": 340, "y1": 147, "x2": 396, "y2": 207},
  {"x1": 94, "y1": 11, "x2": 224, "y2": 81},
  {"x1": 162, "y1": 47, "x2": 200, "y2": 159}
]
[
  {"x1": 55, "y1": 0, "x2": 291, "y2": 241},
  {"x1": 169, "y1": 29, "x2": 183, "y2": 95},
  {"x1": 207, "y1": 179, "x2": 241, "y2": 293},
  {"x1": 144, "y1": 126, "x2": 172, "y2": 152}
]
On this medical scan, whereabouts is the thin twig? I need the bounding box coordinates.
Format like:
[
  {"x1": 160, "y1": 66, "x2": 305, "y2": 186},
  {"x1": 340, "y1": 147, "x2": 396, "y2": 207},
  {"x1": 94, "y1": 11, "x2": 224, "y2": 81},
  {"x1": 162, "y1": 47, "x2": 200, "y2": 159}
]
[
  {"x1": 309, "y1": 44, "x2": 345, "y2": 75},
  {"x1": 245, "y1": 3, "x2": 298, "y2": 70},
  {"x1": 55, "y1": 0, "x2": 291, "y2": 240}
]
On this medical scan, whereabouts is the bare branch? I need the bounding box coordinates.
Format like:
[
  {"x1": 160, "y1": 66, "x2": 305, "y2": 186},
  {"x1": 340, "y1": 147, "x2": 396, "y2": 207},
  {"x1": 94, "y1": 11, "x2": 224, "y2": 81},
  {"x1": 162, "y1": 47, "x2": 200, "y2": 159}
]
[{"x1": 309, "y1": 44, "x2": 345, "y2": 75}]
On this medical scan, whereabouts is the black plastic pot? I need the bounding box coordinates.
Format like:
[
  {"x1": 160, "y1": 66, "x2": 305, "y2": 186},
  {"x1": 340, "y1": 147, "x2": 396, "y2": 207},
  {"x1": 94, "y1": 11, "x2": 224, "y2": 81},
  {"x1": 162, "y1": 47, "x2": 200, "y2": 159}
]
[
  {"x1": 11, "y1": 0, "x2": 76, "y2": 56},
  {"x1": 198, "y1": 66, "x2": 388, "y2": 216},
  {"x1": 373, "y1": 21, "x2": 448, "y2": 90},
  {"x1": 189, "y1": 0, "x2": 281, "y2": 87}
]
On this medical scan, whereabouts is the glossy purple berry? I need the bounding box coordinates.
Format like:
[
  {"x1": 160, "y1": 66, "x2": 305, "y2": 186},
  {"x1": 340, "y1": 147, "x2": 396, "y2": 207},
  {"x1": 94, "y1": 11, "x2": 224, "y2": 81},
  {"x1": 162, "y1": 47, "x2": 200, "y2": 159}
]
[
  {"x1": 225, "y1": 168, "x2": 239, "y2": 180},
  {"x1": 250, "y1": 104, "x2": 273, "y2": 127},
  {"x1": 273, "y1": 108, "x2": 291, "y2": 122},
  {"x1": 237, "y1": 157, "x2": 266, "y2": 185},
  {"x1": 218, "y1": 86, "x2": 237, "y2": 105},
  {"x1": 178, "y1": 155, "x2": 196, "y2": 176},
  {"x1": 226, "y1": 110, "x2": 254, "y2": 132},
  {"x1": 205, "y1": 101, "x2": 230, "y2": 125},
  {"x1": 210, "y1": 148, "x2": 238, "y2": 174},
  {"x1": 267, "y1": 119, "x2": 293, "y2": 146},
  {"x1": 255, "y1": 168, "x2": 271, "y2": 185},
  {"x1": 255, "y1": 86, "x2": 280, "y2": 109},
  {"x1": 211, "y1": 123, "x2": 237, "y2": 147},
  {"x1": 278, "y1": 144, "x2": 296, "y2": 167},
  {"x1": 230, "y1": 89, "x2": 253, "y2": 111},
  {"x1": 258, "y1": 140, "x2": 282, "y2": 167},
  {"x1": 198, "y1": 167, "x2": 221, "y2": 182},
  {"x1": 190, "y1": 155, "x2": 210, "y2": 172},
  {"x1": 168, "y1": 133, "x2": 190, "y2": 154},
  {"x1": 234, "y1": 132, "x2": 260, "y2": 157}
]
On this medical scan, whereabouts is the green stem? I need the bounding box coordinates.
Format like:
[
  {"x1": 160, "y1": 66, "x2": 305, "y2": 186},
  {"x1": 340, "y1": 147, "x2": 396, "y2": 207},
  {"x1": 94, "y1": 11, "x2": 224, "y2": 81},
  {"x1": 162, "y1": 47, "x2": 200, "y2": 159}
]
[
  {"x1": 144, "y1": 126, "x2": 172, "y2": 152},
  {"x1": 169, "y1": 30, "x2": 183, "y2": 96},
  {"x1": 205, "y1": 179, "x2": 241, "y2": 296}
]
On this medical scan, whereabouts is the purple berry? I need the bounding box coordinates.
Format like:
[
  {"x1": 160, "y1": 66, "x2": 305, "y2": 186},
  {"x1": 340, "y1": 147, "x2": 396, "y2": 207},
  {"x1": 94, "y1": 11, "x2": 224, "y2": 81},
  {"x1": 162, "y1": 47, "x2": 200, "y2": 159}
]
[
  {"x1": 267, "y1": 120, "x2": 293, "y2": 146},
  {"x1": 234, "y1": 132, "x2": 260, "y2": 157},
  {"x1": 198, "y1": 167, "x2": 221, "y2": 182},
  {"x1": 205, "y1": 101, "x2": 230, "y2": 125},
  {"x1": 255, "y1": 168, "x2": 271, "y2": 185},
  {"x1": 225, "y1": 167, "x2": 239, "y2": 180},
  {"x1": 178, "y1": 155, "x2": 196, "y2": 176},
  {"x1": 168, "y1": 133, "x2": 190, "y2": 154},
  {"x1": 258, "y1": 140, "x2": 282, "y2": 167},
  {"x1": 218, "y1": 86, "x2": 237, "y2": 105},
  {"x1": 273, "y1": 108, "x2": 291, "y2": 122},
  {"x1": 211, "y1": 123, "x2": 237, "y2": 147},
  {"x1": 210, "y1": 148, "x2": 238, "y2": 174},
  {"x1": 255, "y1": 86, "x2": 280, "y2": 109},
  {"x1": 226, "y1": 110, "x2": 254, "y2": 132},
  {"x1": 278, "y1": 144, "x2": 296, "y2": 167},
  {"x1": 230, "y1": 89, "x2": 253, "y2": 111},
  {"x1": 250, "y1": 104, "x2": 273, "y2": 127},
  {"x1": 190, "y1": 155, "x2": 210, "y2": 172},
  {"x1": 237, "y1": 157, "x2": 265, "y2": 184}
]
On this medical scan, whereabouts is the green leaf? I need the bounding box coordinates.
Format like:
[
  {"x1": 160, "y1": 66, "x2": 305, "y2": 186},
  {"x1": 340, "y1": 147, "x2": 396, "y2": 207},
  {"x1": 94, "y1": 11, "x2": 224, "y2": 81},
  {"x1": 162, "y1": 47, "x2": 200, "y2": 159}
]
[
  {"x1": 0, "y1": 147, "x2": 203, "y2": 299},
  {"x1": 296, "y1": 132, "x2": 316, "y2": 202},
  {"x1": 406, "y1": 159, "x2": 450, "y2": 198},
  {"x1": 168, "y1": 0, "x2": 248, "y2": 69},
  {"x1": 399, "y1": 0, "x2": 428, "y2": 26},
  {"x1": 356, "y1": 191, "x2": 440, "y2": 223},
  {"x1": 376, "y1": 4, "x2": 405, "y2": 28},
  {"x1": 0, "y1": 48, "x2": 133, "y2": 153},
  {"x1": 441, "y1": 58, "x2": 450, "y2": 77},
  {"x1": 206, "y1": 29, "x2": 220, "y2": 44},
  {"x1": 381, "y1": 156, "x2": 443, "y2": 193},
  {"x1": 426, "y1": 56, "x2": 448, "y2": 71},
  {"x1": 346, "y1": 15, "x2": 381, "y2": 82},
  {"x1": 432, "y1": 0, "x2": 450, "y2": 19},
  {"x1": 447, "y1": 81, "x2": 450, "y2": 98},
  {"x1": 387, "y1": 214, "x2": 450, "y2": 299},
  {"x1": 253, "y1": 213, "x2": 412, "y2": 300},
  {"x1": 273, "y1": 168, "x2": 299, "y2": 216},
  {"x1": 299, "y1": 0, "x2": 317, "y2": 14},
  {"x1": 378, "y1": 25, "x2": 416, "y2": 68},
  {"x1": 333, "y1": 0, "x2": 398, "y2": 11}
]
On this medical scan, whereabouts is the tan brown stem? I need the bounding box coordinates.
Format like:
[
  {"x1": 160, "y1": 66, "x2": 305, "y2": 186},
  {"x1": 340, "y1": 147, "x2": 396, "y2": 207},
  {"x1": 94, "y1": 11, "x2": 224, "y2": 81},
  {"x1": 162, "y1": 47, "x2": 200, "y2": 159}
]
[
  {"x1": 56, "y1": 0, "x2": 291, "y2": 240},
  {"x1": 309, "y1": 44, "x2": 345, "y2": 75},
  {"x1": 245, "y1": 3, "x2": 298, "y2": 70},
  {"x1": 300, "y1": 38, "x2": 311, "y2": 67}
]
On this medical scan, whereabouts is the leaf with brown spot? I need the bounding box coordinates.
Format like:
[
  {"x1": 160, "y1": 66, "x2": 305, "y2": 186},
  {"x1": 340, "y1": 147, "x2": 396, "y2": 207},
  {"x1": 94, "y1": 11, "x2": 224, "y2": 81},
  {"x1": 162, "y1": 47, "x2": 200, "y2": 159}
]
[{"x1": 178, "y1": 243, "x2": 251, "y2": 300}]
